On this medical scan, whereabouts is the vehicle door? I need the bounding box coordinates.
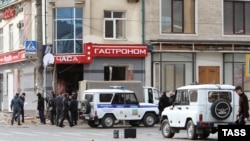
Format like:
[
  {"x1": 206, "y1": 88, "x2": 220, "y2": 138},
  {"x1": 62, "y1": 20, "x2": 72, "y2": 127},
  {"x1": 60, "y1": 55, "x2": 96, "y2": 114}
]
[
  {"x1": 124, "y1": 93, "x2": 140, "y2": 120},
  {"x1": 111, "y1": 93, "x2": 126, "y2": 120},
  {"x1": 169, "y1": 90, "x2": 190, "y2": 127},
  {"x1": 206, "y1": 90, "x2": 233, "y2": 122}
]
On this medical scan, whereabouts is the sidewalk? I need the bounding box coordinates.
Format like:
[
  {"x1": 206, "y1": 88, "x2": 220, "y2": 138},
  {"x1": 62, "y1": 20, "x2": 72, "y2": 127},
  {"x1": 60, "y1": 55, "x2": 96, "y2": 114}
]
[
  {"x1": 0, "y1": 111, "x2": 38, "y2": 125},
  {"x1": 0, "y1": 111, "x2": 85, "y2": 126}
]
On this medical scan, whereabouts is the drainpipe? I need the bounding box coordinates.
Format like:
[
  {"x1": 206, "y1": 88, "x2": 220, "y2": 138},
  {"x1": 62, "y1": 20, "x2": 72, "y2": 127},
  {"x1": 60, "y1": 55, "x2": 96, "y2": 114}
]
[
  {"x1": 141, "y1": 0, "x2": 145, "y2": 85},
  {"x1": 142, "y1": 0, "x2": 145, "y2": 44}
]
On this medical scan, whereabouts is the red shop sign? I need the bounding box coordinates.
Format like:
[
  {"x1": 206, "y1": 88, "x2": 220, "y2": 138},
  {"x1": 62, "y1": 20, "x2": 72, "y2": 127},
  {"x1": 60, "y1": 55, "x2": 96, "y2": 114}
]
[
  {"x1": 0, "y1": 50, "x2": 25, "y2": 65},
  {"x1": 85, "y1": 43, "x2": 148, "y2": 57},
  {"x1": 3, "y1": 8, "x2": 15, "y2": 20},
  {"x1": 54, "y1": 55, "x2": 92, "y2": 64}
]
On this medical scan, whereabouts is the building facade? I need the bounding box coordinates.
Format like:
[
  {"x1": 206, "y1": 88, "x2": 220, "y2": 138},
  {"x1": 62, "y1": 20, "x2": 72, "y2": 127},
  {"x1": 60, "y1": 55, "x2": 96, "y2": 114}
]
[
  {"x1": 0, "y1": 0, "x2": 149, "y2": 111},
  {"x1": 145, "y1": 0, "x2": 250, "y2": 92}
]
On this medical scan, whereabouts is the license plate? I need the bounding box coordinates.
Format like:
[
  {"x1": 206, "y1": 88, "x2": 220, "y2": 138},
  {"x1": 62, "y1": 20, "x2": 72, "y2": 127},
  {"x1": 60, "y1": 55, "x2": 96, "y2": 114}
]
[
  {"x1": 85, "y1": 116, "x2": 90, "y2": 120},
  {"x1": 214, "y1": 123, "x2": 228, "y2": 127}
]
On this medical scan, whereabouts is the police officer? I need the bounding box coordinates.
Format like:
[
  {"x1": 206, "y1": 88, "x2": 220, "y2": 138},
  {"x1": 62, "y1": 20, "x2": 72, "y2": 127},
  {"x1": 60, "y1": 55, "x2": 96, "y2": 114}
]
[
  {"x1": 10, "y1": 93, "x2": 24, "y2": 125},
  {"x1": 70, "y1": 94, "x2": 78, "y2": 126},
  {"x1": 20, "y1": 92, "x2": 26, "y2": 123},
  {"x1": 59, "y1": 93, "x2": 73, "y2": 127},
  {"x1": 48, "y1": 92, "x2": 56, "y2": 125},
  {"x1": 55, "y1": 92, "x2": 64, "y2": 126}
]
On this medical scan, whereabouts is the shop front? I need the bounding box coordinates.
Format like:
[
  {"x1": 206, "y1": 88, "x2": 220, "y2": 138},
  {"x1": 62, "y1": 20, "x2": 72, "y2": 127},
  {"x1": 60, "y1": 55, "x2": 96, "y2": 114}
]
[{"x1": 53, "y1": 43, "x2": 148, "y2": 95}]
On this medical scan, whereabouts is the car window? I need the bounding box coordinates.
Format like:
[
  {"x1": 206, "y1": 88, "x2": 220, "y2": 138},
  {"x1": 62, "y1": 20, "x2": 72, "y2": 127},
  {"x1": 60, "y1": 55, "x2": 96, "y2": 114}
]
[
  {"x1": 112, "y1": 93, "x2": 125, "y2": 104},
  {"x1": 85, "y1": 94, "x2": 93, "y2": 102},
  {"x1": 208, "y1": 91, "x2": 232, "y2": 103},
  {"x1": 189, "y1": 90, "x2": 198, "y2": 102},
  {"x1": 125, "y1": 93, "x2": 138, "y2": 104},
  {"x1": 99, "y1": 93, "x2": 113, "y2": 102},
  {"x1": 174, "y1": 90, "x2": 189, "y2": 105}
]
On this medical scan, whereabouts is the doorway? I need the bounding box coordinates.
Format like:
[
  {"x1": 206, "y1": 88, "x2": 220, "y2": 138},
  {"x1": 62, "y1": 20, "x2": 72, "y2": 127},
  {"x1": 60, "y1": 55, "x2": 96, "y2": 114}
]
[
  {"x1": 199, "y1": 66, "x2": 220, "y2": 84},
  {"x1": 56, "y1": 64, "x2": 83, "y2": 94}
]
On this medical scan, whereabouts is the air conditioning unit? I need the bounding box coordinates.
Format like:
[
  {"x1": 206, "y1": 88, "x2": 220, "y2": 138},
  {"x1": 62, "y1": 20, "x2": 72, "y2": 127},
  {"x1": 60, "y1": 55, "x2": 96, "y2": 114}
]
[
  {"x1": 127, "y1": 0, "x2": 139, "y2": 3},
  {"x1": 17, "y1": 22, "x2": 24, "y2": 29},
  {"x1": 75, "y1": 0, "x2": 85, "y2": 4}
]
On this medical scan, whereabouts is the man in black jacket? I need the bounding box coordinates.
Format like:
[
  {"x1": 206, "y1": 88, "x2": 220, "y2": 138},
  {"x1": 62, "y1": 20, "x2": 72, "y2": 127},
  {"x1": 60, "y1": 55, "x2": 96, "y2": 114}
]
[
  {"x1": 235, "y1": 86, "x2": 249, "y2": 125},
  {"x1": 20, "y1": 92, "x2": 25, "y2": 123},
  {"x1": 37, "y1": 93, "x2": 46, "y2": 124},
  {"x1": 158, "y1": 91, "x2": 171, "y2": 130}
]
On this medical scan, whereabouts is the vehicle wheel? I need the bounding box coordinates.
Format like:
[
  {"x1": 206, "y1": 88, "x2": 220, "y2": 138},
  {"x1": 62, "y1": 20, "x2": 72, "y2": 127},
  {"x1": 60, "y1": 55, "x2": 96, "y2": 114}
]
[
  {"x1": 199, "y1": 129, "x2": 210, "y2": 139},
  {"x1": 186, "y1": 120, "x2": 197, "y2": 140},
  {"x1": 129, "y1": 121, "x2": 140, "y2": 127},
  {"x1": 101, "y1": 115, "x2": 115, "y2": 128},
  {"x1": 87, "y1": 121, "x2": 100, "y2": 128},
  {"x1": 161, "y1": 119, "x2": 175, "y2": 138},
  {"x1": 142, "y1": 113, "x2": 156, "y2": 127},
  {"x1": 81, "y1": 100, "x2": 91, "y2": 114},
  {"x1": 211, "y1": 99, "x2": 232, "y2": 120}
]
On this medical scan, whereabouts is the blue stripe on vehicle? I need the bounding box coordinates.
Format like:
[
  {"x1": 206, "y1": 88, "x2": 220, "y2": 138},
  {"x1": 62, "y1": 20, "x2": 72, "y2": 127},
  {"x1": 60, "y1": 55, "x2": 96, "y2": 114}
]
[{"x1": 97, "y1": 104, "x2": 157, "y2": 108}]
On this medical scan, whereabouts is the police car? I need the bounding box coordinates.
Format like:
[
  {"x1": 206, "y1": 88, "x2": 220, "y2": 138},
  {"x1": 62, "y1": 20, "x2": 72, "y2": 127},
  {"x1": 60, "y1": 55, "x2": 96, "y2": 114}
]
[{"x1": 78, "y1": 86, "x2": 159, "y2": 128}]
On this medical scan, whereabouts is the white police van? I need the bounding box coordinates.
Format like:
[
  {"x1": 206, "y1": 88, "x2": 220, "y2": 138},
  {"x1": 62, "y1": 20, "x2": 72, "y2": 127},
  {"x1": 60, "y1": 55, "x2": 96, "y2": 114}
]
[{"x1": 79, "y1": 86, "x2": 159, "y2": 128}]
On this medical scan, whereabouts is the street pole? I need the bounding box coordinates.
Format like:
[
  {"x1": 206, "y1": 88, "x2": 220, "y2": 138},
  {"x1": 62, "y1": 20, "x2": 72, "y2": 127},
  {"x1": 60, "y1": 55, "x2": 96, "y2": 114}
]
[{"x1": 36, "y1": 0, "x2": 44, "y2": 96}]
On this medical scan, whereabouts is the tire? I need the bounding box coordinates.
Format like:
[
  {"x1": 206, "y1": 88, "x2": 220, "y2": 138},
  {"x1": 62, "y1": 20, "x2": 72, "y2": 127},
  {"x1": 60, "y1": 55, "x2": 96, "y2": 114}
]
[
  {"x1": 186, "y1": 120, "x2": 197, "y2": 140},
  {"x1": 101, "y1": 115, "x2": 114, "y2": 128},
  {"x1": 211, "y1": 99, "x2": 232, "y2": 120},
  {"x1": 142, "y1": 113, "x2": 156, "y2": 127},
  {"x1": 81, "y1": 100, "x2": 91, "y2": 114},
  {"x1": 199, "y1": 128, "x2": 210, "y2": 139},
  {"x1": 161, "y1": 119, "x2": 175, "y2": 138},
  {"x1": 129, "y1": 121, "x2": 140, "y2": 127},
  {"x1": 87, "y1": 121, "x2": 100, "y2": 128}
]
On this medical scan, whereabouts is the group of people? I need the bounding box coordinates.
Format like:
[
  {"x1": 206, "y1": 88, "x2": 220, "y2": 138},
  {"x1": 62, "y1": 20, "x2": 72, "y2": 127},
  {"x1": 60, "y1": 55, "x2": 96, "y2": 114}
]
[
  {"x1": 10, "y1": 92, "x2": 25, "y2": 125},
  {"x1": 45, "y1": 91, "x2": 78, "y2": 127}
]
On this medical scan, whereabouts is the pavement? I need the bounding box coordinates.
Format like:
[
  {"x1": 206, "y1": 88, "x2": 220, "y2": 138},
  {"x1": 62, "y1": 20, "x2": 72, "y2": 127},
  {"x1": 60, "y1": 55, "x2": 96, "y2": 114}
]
[
  {"x1": 0, "y1": 111, "x2": 86, "y2": 126},
  {"x1": 0, "y1": 111, "x2": 39, "y2": 125}
]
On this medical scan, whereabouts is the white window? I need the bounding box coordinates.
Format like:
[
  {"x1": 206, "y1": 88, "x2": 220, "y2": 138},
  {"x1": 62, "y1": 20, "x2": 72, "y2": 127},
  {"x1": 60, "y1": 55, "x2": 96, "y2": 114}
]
[
  {"x1": 9, "y1": 24, "x2": 13, "y2": 50},
  {"x1": 18, "y1": 21, "x2": 24, "y2": 46},
  {"x1": 104, "y1": 11, "x2": 126, "y2": 40},
  {"x1": 0, "y1": 28, "x2": 3, "y2": 52}
]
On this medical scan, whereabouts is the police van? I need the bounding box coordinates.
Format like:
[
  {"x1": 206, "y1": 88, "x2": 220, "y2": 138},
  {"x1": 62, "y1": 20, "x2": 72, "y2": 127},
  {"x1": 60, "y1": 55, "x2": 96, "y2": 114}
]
[{"x1": 79, "y1": 86, "x2": 159, "y2": 128}]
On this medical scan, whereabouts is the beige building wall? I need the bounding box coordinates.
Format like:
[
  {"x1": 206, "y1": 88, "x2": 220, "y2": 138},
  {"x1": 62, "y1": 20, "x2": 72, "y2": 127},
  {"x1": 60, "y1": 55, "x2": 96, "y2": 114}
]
[
  {"x1": 83, "y1": 0, "x2": 142, "y2": 44},
  {"x1": 46, "y1": 0, "x2": 143, "y2": 44},
  {"x1": 0, "y1": 0, "x2": 36, "y2": 53},
  {"x1": 145, "y1": 0, "x2": 250, "y2": 42}
]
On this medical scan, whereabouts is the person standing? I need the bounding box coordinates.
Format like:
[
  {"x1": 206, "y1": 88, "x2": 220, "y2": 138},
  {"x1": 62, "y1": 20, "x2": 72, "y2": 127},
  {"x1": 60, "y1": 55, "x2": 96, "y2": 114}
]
[
  {"x1": 59, "y1": 93, "x2": 73, "y2": 127},
  {"x1": 20, "y1": 92, "x2": 26, "y2": 123},
  {"x1": 158, "y1": 91, "x2": 170, "y2": 130},
  {"x1": 55, "y1": 92, "x2": 64, "y2": 126},
  {"x1": 70, "y1": 94, "x2": 78, "y2": 126},
  {"x1": 37, "y1": 93, "x2": 46, "y2": 124},
  {"x1": 48, "y1": 92, "x2": 56, "y2": 125},
  {"x1": 168, "y1": 91, "x2": 175, "y2": 105},
  {"x1": 235, "y1": 86, "x2": 249, "y2": 125},
  {"x1": 10, "y1": 93, "x2": 23, "y2": 125}
]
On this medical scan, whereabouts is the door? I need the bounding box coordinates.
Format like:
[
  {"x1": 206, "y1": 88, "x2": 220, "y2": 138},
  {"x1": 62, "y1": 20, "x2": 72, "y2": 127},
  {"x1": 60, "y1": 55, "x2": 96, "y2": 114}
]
[
  {"x1": 199, "y1": 66, "x2": 220, "y2": 84},
  {"x1": 8, "y1": 73, "x2": 14, "y2": 112}
]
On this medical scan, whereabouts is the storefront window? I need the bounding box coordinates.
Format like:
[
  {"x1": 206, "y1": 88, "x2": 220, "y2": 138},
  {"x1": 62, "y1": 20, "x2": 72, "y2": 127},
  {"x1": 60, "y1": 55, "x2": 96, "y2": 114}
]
[
  {"x1": 224, "y1": 53, "x2": 250, "y2": 91},
  {"x1": 54, "y1": 8, "x2": 83, "y2": 54},
  {"x1": 152, "y1": 52, "x2": 194, "y2": 92}
]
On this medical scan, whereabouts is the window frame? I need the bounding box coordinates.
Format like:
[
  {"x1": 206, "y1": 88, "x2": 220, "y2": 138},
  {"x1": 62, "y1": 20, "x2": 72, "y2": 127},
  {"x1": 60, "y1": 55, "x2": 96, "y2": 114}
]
[
  {"x1": 104, "y1": 10, "x2": 127, "y2": 40},
  {"x1": 0, "y1": 28, "x2": 3, "y2": 52},
  {"x1": 54, "y1": 7, "x2": 83, "y2": 54},
  {"x1": 161, "y1": 0, "x2": 195, "y2": 34},
  {"x1": 224, "y1": 0, "x2": 250, "y2": 35}
]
